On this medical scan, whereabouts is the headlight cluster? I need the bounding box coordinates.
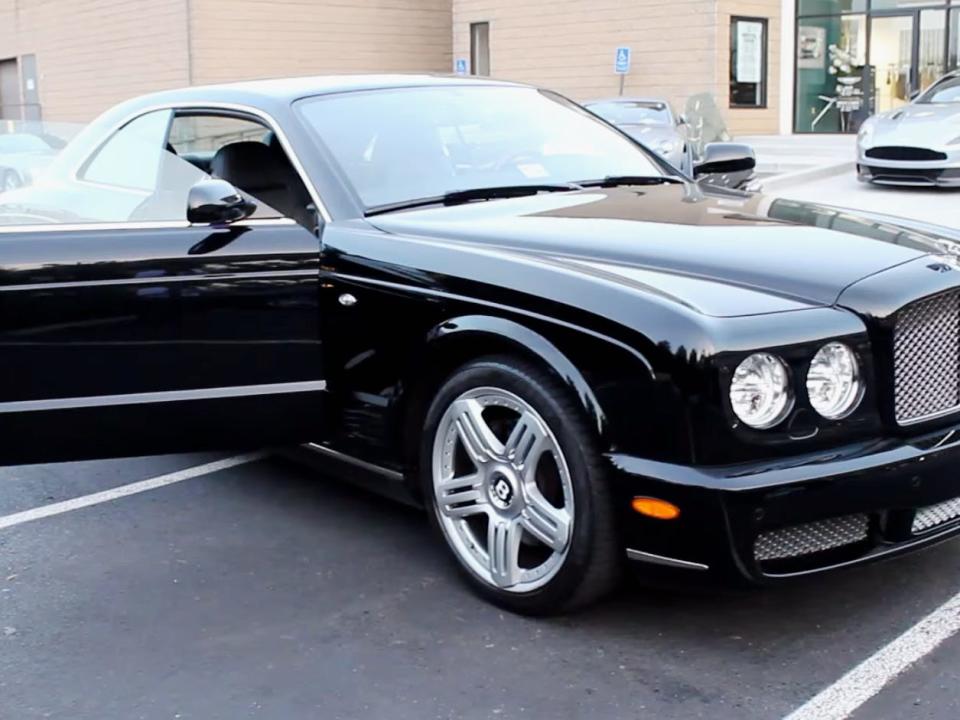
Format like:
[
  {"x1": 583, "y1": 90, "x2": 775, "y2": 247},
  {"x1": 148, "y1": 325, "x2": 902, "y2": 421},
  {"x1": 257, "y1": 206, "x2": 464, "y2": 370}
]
[{"x1": 729, "y1": 343, "x2": 863, "y2": 429}]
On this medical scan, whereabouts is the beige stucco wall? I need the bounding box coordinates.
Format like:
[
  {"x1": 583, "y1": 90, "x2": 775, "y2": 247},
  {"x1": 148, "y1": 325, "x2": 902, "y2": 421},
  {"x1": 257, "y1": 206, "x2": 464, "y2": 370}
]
[
  {"x1": 188, "y1": 0, "x2": 452, "y2": 85},
  {"x1": 0, "y1": 0, "x2": 190, "y2": 122},
  {"x1": 452, "y1": 0, "x2": 783, "y2": 135},
  {"x1": 0, "y1": 0, "x2": 451, "y2": 122}
]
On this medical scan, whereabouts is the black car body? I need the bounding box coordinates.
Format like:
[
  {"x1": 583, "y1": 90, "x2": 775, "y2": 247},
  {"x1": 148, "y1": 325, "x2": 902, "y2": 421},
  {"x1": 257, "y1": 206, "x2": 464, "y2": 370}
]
[{"x1": 2, "y1": 75, "x2": 960, "y2": 612}]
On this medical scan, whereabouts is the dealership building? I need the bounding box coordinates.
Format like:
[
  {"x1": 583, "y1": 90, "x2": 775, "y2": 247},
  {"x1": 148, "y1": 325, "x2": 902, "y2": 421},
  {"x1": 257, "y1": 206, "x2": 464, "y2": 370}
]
[{"x1": 0, "y1": 0, "x2": 957, "y2": 136}]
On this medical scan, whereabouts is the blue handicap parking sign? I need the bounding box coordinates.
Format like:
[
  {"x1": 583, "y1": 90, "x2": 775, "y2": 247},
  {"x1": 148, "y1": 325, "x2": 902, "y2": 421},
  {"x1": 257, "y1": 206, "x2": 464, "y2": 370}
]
[
  {"x1": 455, "y1": 58, "x2": 468, "y2": 75},
  {"x1": 615, "y1": 47, "x2": 631, "y2": 74}
]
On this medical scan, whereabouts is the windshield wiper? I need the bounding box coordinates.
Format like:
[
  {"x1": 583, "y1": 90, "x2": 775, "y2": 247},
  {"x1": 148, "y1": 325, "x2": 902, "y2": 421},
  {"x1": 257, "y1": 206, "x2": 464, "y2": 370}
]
[
  {"x1": 577, "y1": 175, "x2": 684, "y2": 188},
  {"x1": 364, "y1": 183, "x2": 582, "y2": 216}
]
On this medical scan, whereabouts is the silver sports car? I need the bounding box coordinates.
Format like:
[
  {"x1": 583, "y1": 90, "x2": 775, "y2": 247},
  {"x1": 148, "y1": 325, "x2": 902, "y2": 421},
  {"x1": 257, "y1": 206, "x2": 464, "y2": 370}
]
[
  {"x1": 857, "y1": 71, "x2": 960, "y2": 187},
  {"x1": 585, "y1": 97, "x2": 693, "y2": 174}
]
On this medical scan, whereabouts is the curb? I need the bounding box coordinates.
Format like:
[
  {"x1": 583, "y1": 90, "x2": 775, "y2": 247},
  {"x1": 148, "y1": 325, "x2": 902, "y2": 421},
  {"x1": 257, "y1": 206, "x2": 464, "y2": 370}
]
[{"x1": 760, "y1": 161, "x2": 855, "y2": 193}]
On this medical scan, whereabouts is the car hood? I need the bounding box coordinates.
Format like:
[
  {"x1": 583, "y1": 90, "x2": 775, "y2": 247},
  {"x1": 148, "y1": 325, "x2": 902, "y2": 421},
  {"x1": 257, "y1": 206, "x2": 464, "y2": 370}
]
[
  {"x1": 865, "y1": 103, "x2": 960, "y2": 146},
  {"x1": 367, "y1": 184, "x2": 957, "y2": 317}
]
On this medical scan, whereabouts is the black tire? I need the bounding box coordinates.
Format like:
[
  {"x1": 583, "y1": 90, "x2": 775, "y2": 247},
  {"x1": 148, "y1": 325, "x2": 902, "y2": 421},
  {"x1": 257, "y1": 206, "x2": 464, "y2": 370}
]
[{"x1": 420, "y1": 355, "x2": 621, "y2": 615}]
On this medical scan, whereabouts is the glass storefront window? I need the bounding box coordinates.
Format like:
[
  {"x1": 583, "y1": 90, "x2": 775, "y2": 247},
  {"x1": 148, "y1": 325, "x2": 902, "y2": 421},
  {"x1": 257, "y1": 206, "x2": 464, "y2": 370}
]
[
  {"x1": 795, "y1": 15, "x2": 868, "y2": 132},
  {"x1": 796, "y1": 2, "x2": 956, "y2": 133},
  {"x1": 919, "y1": 10, "x2": 947, "y2": 93},
  {"x1": 950, "y1": 9, "x2": 960, "y2": 72},
  {"x1": 870, "y1": 0, "x2": 945, "y2": 10},
  {"x1": 798, "y1": 0, "x2": 866, "y2": 14}
]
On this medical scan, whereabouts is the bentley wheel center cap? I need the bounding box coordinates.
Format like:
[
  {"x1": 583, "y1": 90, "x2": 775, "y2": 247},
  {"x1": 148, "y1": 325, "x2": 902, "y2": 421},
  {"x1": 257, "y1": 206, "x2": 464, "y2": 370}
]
[{"x1": 488, "y1": 471, "x2": 517, "y2": 510}]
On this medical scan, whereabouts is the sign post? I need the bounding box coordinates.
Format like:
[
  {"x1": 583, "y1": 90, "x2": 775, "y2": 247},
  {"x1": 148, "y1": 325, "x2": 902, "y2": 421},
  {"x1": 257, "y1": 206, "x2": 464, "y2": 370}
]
[{"x1": 614, "y1": 47, "x2": 631, "y2": 96}]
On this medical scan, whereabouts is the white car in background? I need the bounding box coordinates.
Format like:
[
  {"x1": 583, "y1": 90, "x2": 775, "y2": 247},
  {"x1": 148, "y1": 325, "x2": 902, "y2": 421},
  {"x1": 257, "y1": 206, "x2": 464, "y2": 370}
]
[{"x1": 857, "y1": 71, "x2": 960, "y2": 188}]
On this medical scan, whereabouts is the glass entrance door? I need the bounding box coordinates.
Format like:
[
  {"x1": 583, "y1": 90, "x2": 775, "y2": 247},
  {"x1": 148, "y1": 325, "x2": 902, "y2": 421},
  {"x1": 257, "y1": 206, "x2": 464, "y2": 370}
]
[{"x1": 870, "y1": 15, "x2": 915, "y2": 114}]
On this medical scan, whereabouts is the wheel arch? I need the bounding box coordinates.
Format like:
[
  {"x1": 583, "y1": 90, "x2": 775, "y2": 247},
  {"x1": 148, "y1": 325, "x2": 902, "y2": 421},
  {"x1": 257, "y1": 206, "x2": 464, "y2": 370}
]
[{"x1": 397, "y1": 314, "x2": 660, "y2": 496}]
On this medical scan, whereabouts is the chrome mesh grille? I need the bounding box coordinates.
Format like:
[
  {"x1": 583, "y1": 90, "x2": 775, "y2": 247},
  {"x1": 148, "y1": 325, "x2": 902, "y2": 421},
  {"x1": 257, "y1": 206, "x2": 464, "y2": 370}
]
[
  {"x1": 755, "y1": 515, "x2": 870, "y2": 562},
  {"x1": 913, "y1": 497, "x2": 960, "y2": 534},
  {"x1": 894, "y1": 290, "x2": 960, "y2": 424}
]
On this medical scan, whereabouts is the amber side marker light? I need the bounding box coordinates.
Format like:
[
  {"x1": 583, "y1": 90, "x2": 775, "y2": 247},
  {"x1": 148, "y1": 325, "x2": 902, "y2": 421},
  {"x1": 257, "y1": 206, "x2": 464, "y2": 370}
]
[{"x1": 631, "y1": 497, "x2": 681, "y2": 520}]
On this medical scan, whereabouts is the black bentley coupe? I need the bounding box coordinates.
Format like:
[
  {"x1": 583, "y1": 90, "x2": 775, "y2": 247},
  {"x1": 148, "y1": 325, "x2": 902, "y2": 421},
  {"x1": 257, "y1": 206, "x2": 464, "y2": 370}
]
[{"x1": 1, "y1": 75, "x2": 960, "y2": 614}]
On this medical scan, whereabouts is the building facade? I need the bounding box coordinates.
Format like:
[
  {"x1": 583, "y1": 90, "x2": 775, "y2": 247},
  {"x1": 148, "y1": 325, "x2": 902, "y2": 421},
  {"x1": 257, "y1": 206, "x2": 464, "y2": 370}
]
[
  {"x1": 0, "y1": 0, "x2": 956, "y2": 134},
  {"x1": 0, "y1": 0, "x2": 451, "y2": 122},
  {"x1": 453, "y1": 0, "x2": 784, "y2": 136}
]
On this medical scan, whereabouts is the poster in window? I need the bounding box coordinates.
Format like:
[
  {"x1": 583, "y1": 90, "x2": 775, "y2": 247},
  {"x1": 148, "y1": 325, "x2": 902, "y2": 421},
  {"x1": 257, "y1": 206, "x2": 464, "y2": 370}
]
[
  {"x1": 736, "y1": 21, "x2": 764, "y2": 84},
  {"x1": 798, "y1": 26, "x2": 826, "y2": 70}
]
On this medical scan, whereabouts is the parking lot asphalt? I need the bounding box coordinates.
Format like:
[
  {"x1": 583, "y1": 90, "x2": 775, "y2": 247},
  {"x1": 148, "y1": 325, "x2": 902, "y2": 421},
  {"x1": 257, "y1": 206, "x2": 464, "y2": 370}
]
[{"x1": 1, "y1": 452, "x2": 959, "y2": 720}]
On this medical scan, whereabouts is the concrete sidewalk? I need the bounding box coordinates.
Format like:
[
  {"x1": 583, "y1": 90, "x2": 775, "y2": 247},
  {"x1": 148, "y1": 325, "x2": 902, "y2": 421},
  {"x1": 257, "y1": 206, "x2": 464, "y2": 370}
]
[{"x1": 737, "y1": 133, "x2": 856, "y2": 176}]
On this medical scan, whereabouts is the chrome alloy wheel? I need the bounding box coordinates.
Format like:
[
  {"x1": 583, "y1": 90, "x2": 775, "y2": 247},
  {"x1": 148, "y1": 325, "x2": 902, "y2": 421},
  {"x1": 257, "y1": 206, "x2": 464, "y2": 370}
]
[{"x1": 431, "y1": 387, "x2": 574, "y2": 592}]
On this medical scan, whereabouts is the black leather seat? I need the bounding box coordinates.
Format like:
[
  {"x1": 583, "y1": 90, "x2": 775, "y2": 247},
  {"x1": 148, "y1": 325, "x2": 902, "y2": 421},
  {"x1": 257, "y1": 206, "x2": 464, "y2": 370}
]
[{"x1": 210, "y1": 141, "x2": 313, "y2": 228}]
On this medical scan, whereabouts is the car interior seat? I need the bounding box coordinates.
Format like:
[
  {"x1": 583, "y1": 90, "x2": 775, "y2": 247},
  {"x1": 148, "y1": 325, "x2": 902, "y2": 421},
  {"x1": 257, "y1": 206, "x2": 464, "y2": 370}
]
[{"x1": 210, "y1": 141, "x2": 314, "y2": 229}]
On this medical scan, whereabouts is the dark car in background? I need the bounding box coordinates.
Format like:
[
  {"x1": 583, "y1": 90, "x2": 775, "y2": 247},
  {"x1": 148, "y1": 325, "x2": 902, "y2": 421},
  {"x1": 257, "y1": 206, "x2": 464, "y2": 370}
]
[{"x1": 1, "y1": 75, "x2": 959, "y2": 614}]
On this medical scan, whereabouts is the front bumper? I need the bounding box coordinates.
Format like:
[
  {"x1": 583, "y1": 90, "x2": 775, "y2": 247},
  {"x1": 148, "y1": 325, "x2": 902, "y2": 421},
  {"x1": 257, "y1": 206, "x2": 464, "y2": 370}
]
[
  {"x1": 856, "y1": 146, "x2": 960, "y2": 187},
  {"x1": 608, "y1": 423, "x2": 960, "y2": 583}
]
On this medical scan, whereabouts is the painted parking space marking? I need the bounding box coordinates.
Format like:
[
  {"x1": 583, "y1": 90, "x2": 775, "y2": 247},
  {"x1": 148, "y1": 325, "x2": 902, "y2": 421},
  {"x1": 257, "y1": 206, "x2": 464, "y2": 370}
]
[
  {"x1": 784, "y1": 590, "x2": 960, "y2": 720},
  {"x1": 0, "y1": 451, "x2": 268, "y2": 531}
]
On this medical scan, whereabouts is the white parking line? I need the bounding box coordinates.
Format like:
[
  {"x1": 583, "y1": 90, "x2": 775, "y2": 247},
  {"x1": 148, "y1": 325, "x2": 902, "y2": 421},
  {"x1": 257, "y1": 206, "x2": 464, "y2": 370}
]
[
  {"x1": 784, "y1": 590, "x2": 960, "y2": 720},
  {"x1": 0, "y1": 451, "x2": 269, "y2": 531}
]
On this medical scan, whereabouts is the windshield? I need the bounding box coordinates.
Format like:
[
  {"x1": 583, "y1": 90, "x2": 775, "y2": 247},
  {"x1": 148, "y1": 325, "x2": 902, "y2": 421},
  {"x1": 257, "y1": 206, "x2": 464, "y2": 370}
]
[
  {"x1": 295, "y1": 86, "x2": 663, "y2": 210},
  {"x1": 587, "y1": 100, "x2": 673, "y2": 126},
  {"x1": 918, "y1": 76, "x2": 960, "y2": 104}
]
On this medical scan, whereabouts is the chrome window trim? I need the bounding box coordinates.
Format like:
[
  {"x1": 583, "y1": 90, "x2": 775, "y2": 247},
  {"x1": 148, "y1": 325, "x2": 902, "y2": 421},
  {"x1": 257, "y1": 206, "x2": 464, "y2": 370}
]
[
  {"x1": 61, "y1": 100, "x2": 333, "y2": 222},
  {"x1": 0, "y1": 267, "x2": 316, "y2": 293},
  {"x1": 0, "y1": 217, "x2": 297, "y2": 235},
  {"x1": 0, "y1": 380, "x2": 327, "y2": 413}
]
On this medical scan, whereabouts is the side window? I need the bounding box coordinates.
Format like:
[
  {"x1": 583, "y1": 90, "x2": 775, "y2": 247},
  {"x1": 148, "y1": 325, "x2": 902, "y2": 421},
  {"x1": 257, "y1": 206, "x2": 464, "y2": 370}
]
[
  {"x1": 81, "y1": 110, "x2": 171, "y2": 191},
  {"x1": 167, "y1": 113, "x2": 313, "y2": 228},
  {"x1": 168, "y1": 115, "x2": 267, "y2": 155}
]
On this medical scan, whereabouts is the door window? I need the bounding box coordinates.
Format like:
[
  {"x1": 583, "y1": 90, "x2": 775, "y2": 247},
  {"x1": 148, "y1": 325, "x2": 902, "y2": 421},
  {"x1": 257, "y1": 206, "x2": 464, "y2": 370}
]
[{"x1": 167, "y1": 113, "x2": 313, "y2": 228}]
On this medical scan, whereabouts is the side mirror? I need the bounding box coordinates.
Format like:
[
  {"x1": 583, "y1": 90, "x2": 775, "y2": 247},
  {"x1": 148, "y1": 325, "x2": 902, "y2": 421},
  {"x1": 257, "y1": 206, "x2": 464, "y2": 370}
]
[
  {"x1": 187, "y1": 179, "x2": 256, "y2": 225},
  {"x1": 693, "y1": 142, "x2": 756, "y2": 178}
]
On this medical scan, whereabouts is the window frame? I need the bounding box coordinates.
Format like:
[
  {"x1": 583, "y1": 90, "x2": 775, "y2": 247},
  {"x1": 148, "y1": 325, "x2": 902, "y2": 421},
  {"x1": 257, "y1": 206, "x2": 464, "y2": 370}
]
[
  {"x1": 69, "y1": 102, "x2": 329, "y2": 226},
  {"x1": 730, "y1": 16, "x2": 770, "y2": 109},
  {"x1": 470, "y1": 22, "x2": 491, "y2": 77}
]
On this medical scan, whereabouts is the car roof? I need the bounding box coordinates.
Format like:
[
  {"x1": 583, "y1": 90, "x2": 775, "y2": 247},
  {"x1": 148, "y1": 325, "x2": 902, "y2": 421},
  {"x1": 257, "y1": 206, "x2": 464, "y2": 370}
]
[
  {"x1": 585, "y1": 97, "x2": 672, "y2": 106},
  {"x1": 128, "y1": 73, "x2": 528, "y2": 111}
]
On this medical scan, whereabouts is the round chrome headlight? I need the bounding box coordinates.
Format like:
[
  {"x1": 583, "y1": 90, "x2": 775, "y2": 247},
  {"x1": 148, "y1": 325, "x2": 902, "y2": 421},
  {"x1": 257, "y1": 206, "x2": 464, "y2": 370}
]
[
  {"x1": 729, "y1": 353, "x2": 792, "y2": 429},
  {"x1": 806, "y1": 342, "x2": 863, "y2": 420}
]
